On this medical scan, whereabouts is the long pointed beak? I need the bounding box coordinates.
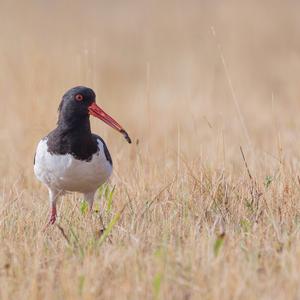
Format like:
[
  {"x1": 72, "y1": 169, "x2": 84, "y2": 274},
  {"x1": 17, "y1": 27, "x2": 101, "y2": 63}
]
[{"x1": 88, "y1": 102, "x2": 131, "y2": 144}]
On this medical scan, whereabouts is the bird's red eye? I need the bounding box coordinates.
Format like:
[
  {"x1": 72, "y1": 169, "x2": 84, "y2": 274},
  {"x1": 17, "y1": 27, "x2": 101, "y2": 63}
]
[{"x1": 75, "y1": 94, "x2": 84, "y2": 101}]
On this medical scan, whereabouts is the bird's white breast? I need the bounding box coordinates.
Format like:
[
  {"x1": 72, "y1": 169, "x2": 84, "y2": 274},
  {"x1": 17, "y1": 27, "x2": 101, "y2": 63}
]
[{"x1": 34, "y1": 138, "x2": 112, "y2": 193}]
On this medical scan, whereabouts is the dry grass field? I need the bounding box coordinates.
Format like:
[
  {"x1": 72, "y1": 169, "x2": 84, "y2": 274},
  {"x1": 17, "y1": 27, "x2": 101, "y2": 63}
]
[{"x1": 1, "y1": 0, "x2": 300, "y2": 299}]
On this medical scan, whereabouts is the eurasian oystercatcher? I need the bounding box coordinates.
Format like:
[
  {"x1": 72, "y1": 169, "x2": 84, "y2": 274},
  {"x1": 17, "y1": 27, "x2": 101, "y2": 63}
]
[{"x1": 34, "y1": 86, "x2": 131, "y2": 225}]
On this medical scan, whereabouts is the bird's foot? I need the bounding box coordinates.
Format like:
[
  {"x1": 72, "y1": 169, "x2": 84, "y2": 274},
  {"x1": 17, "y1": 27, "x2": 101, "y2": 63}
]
[
  {"x1": 43, "y1": 207, "x2": 57, "y2": 231},
  {"x1": 49, "y1": 213, "x2": 57, "y2": 225},
  {"x1": 49, "y1": 206, "x2": 57, "y2": 224}
]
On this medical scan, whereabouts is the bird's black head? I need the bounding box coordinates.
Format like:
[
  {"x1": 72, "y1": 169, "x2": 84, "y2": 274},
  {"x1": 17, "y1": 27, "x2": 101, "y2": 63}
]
[
  {"x1": 57, "y1": 86, "x2": 131, "y2": 143},
  {"x1": 58, "y1": 86, "x2": 96, "y2": 121}
]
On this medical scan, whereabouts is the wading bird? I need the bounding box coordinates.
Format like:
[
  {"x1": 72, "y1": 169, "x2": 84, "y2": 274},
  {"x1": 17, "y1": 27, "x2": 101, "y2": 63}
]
[{"x1": 34, "y1": 86, "x2": 131, "y2": 225}]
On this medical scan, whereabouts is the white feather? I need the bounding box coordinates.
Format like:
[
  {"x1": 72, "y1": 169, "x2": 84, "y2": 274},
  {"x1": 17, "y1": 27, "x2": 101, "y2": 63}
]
[{"x1": 34, "y1": 138, "x2": 112, "y2": 193}]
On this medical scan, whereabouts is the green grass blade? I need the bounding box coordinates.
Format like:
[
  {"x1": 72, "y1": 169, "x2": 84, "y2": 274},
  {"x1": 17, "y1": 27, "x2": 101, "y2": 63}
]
[
  {"x1": 106, "y1": 185, "x2": 115, "y2": 213},
  {"x1": 98, "y1": 211, "x2": 121, "y2": 246},
  {"x1": 214, "y1": 233, "x2": 225, "y2": 257}
]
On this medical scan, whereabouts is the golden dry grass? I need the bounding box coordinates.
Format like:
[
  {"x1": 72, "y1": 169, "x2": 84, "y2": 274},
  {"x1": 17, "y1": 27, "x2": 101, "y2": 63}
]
[{"x1": 1, "y1": 0, "x2": 300, "y2": 299}]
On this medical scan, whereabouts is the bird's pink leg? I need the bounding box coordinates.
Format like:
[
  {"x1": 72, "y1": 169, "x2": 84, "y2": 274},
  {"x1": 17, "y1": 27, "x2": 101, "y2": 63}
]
[
  {"x1": 44, "y1": 188, "x2": 59, "y2": 228},
  {"x1": 49, "y1": 204, "x2": 57, "y2": 225}
]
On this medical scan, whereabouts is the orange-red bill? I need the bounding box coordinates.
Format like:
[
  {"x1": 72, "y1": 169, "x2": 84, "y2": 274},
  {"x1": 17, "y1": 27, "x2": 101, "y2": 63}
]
[{"x1": 88, "y1": 102, "x2": 131, "y2": 144}]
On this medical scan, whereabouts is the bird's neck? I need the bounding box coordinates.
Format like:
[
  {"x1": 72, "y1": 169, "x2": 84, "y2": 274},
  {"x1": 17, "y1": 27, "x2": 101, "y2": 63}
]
[
  {"x1": 57, "y1": 114, "x2": 92, "y2": 135},
  {"x1": 50, "y1": 115, "x2": 97, "y2": 160}
]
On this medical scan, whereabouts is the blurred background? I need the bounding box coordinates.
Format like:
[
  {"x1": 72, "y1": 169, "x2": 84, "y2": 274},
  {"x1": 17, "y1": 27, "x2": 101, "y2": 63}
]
[{"x1": 1, "y1": 0, "x2": 300, "y2": 180}]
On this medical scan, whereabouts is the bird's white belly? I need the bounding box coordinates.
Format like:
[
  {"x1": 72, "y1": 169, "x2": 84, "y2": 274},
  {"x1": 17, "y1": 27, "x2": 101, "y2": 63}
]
[{"x1": 34, "y1": 139, "x2": 112, "y2": 193}]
